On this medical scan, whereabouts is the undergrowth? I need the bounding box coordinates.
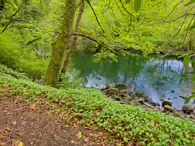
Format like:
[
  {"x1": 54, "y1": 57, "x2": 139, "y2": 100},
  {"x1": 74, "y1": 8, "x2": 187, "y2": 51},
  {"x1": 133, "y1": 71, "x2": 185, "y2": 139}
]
[
  {"x1": 0, "y1": 67, "x2": 194, "y2": 145},
  {"x1": 0, "y1": 64, "x2": 29, "y2": 80},
  {"x1": 0, "y1": 34, "x2": 48, "y2": 79}
]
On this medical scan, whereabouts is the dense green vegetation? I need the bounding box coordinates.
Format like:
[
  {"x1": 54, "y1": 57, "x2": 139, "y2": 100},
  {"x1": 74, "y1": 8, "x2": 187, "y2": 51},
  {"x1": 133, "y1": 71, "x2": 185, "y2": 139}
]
[
  {"x1": 0, "y1": 0, "x2": 195, "y2": 145},
  {"x1": 0, "y1": 65, "x2": 195, "y2": 145},
  {"x1": 0, "y1": 0, "x2": 194, "y2": 80}
]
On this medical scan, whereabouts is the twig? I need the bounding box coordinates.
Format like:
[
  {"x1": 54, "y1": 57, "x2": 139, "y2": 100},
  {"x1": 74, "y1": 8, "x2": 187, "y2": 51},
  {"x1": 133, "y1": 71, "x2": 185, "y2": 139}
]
[
  {"x1": 119, "y1": 0, "x2": 133, "y2": 28},
  {"x1": 165, "y1": 14, "x2": 188, "y2": 50},
  {"x1": 162, "y1": 0, "x2": 184, "y2": 20},
  {"x1": 164, "y1": 12, "x2": 195, "y2": 23},
  {"x1": 182, "y1": 15, "x2": 195, "y2": 45},
  {"x1": 119, "y1": 0, "x2": 132, "y2": 17},
  {"x1": 102, "y1": 0, "x2": 111, "y2": 14},
  {"x1": 114, "y1": 0, "x2": 125, "y2": 15}
]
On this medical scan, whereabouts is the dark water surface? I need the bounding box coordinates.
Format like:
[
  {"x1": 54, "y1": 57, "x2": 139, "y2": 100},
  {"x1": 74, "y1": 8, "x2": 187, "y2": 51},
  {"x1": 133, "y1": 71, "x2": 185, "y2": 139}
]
[{"x1": 72, "y1": 52, "x2": 194, "y2": 110}]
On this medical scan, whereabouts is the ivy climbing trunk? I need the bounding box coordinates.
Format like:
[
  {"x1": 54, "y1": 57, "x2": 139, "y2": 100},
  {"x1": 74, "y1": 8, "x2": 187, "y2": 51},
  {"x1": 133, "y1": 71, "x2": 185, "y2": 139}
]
[
  {"x1": 62, "y1": 0, "x2": 85, "y2": 74},
  {"x1": 43, "y1": 0, "x2": 76, "y2": 87}
]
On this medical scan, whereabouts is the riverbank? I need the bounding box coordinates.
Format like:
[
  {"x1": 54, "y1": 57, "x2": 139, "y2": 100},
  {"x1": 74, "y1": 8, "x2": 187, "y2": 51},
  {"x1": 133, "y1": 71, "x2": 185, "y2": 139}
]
[
  {"x1": 0, "y1": 65, "x2": 195, "y2": 145},
  {"x1": 101, "y1": 84, "x2": 195, "y2": 120}
]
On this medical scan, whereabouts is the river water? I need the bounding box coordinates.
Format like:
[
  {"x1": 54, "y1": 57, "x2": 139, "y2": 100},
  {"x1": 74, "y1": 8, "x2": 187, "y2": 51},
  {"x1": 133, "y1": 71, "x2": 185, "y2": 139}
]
[{"x1": 72, "y1": 52, "x2": 194, "y2": 110}]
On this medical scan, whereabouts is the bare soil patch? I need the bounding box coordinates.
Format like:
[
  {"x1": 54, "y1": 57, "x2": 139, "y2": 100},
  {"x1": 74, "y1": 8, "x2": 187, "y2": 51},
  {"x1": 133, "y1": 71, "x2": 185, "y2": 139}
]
[{"x1": 0, "y1": 95, "x2": 120, "y2": 146}]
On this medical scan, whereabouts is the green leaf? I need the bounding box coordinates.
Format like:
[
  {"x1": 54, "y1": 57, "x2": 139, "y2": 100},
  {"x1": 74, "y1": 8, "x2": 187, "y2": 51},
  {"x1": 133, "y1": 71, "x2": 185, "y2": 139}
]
[
  {"x1": 126, "y1": 0, "x2": 132, "y2": 3},
  {"x1": 183, "y1": 55, "x2": 191, "y2": 68},
  {"x1": 134, "y1": 0, "x2": 142, "y2": 12},
  {"x1": 185, "y1": 95, "x2": 195, "y2": 104},
  {"x1": 185, "y1": 0, "x2": 195, "y2": 6}
]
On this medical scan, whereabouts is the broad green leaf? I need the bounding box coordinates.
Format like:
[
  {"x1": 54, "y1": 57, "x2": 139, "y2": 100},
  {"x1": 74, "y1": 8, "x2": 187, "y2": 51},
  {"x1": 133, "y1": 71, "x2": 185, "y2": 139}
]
[
  {"x1": 185, "y1": 0, "x2": 195, "y2": 6},
  {"x1": 134, "y1": 0, "x2": 142, "y2": 12},
  {"x1": 126, "y1": 0, "x2": 132, "y2": 3}
]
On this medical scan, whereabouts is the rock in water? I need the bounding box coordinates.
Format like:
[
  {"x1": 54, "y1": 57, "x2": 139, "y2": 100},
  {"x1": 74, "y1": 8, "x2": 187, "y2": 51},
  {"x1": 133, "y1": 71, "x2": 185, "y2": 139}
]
[
  {"x1": 115, "y1": 84, "x2": 128, "y2": 90},
  {"x1": 164, "y1": 105, "x2": 175, "y2": 113},
  {"x1": 107, "y1": 88, "x2": 119, "y2": 94},
  {"x1": 182, "y1": 105, "x2": 194, "y2": 114},
  {"x1": 162, "y1": 99, "x2": 172, "y2": 107}
]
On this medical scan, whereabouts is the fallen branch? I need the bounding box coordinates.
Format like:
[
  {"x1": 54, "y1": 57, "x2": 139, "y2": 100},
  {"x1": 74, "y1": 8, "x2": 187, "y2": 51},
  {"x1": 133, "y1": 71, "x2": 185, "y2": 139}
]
[{"x1": 32, "y1": 46, "x2": 41, "y2": 57}]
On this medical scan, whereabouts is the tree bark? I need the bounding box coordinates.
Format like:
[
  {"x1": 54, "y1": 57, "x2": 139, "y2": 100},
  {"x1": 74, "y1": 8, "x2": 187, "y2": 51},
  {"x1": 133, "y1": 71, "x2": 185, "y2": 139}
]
[
  {"x1": 62, "y1": 0, "x2": 85, "y2": 74},
  {"x1": 43, "y1": 0, "x2": 77, "y2": 87}
]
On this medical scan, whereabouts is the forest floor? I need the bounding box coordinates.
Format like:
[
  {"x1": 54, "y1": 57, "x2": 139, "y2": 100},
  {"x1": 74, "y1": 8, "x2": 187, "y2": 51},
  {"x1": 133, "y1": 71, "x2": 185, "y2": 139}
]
[{"x1": 0, "y1": 95, "x2": 122, "y2": 146}]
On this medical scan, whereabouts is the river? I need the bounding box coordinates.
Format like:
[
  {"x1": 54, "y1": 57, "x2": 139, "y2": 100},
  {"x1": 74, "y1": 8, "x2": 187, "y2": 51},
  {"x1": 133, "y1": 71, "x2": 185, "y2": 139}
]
[{"x1": 72, "y1": 52, "x2": 194, "y2": 110}]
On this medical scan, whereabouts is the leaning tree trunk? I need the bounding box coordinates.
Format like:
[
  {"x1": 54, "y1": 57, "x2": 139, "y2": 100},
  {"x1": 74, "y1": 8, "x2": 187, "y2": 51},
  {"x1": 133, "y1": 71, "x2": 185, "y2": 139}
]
[
  {"x1": 43, "y1": 0, "x2": 76, "y2": 87},
  {"x1": 62, "y1": 0, "x2": 85, "y2": 74}
]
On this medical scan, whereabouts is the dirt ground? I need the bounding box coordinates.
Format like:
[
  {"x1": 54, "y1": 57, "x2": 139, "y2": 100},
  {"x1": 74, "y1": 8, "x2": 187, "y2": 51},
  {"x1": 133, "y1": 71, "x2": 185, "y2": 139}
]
[{"x1": 0, "y1": 95, "x2": 121, "y2": 146}]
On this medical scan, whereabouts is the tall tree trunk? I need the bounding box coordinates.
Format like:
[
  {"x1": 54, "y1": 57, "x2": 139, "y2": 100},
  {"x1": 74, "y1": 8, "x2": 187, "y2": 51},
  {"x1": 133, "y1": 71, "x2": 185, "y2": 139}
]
[
  {"x1": 43, "y1": 0, "x2": 76, "y2": 87},
  {"x1": 62, "y1": 0, "x2": 85, "y2": 74}
]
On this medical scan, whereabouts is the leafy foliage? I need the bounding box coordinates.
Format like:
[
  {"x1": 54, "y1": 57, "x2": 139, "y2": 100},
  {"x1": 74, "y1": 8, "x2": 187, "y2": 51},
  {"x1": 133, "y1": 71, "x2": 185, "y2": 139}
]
[{"x1": 0, "y1": 34, "x2": 48, "y2": 79}]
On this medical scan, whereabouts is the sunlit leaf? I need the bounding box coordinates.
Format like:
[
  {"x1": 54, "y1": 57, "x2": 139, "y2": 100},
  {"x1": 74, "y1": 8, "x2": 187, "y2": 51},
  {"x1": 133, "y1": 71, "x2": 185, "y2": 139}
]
[{"x1": 134, "y1": 0, "x2": 142, "y2": 12}]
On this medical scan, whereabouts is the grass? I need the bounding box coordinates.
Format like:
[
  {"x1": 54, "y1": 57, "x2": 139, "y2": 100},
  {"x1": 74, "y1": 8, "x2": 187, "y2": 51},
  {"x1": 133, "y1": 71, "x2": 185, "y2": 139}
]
[{"x1": 0, "y1": 65, "x2": 195, "y2": 145}]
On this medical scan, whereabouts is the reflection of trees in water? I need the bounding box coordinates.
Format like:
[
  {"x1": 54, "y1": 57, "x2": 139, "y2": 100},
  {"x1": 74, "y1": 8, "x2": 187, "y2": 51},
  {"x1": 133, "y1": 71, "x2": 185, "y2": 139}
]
[
  {"x1": 72, "y1": 53, "x2": 190, "y2": 93},
  {"x1": 143, "y1": 59, "x2": 184, "y2": 87},
  {"x1": 72, "y1": 53, "x2": 149, "y2": 85}
]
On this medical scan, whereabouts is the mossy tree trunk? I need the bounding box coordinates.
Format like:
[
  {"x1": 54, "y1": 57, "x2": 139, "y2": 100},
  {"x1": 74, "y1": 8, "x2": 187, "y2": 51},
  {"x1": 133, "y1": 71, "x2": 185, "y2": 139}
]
[
  {"x1": 43, "y1": 0, "x2": 76, "y2": 87},
  {"x1": 62, "y1": 0, "x2": 85, "y2": 74}
]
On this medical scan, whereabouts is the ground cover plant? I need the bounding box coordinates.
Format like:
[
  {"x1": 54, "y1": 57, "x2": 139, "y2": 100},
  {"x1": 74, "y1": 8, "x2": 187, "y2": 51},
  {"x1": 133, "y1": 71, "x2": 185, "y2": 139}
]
[{"x1": 0, "y1": 66, "x2": 194, "y2": 145}]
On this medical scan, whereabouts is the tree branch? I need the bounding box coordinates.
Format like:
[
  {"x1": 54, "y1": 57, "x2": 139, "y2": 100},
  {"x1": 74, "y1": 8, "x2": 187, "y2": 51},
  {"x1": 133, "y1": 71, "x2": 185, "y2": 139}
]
[
  {"x1": 72, "y1": 32, "x2": 116, "y2": 53},
  {"x1": 182, "y1": 15, "x2": 195, "y2": 45},
  {"x1": 162, "y1": 0, "x2": 184, "y2": 20},
  {"x1": 163, "y1": 13, "x2": 195, "y2": 23},
  {"x1": 0, "y1": 7, "x2": 20, "y2": 34},
  {"x1": 165, "y1": 14, "x2": 188, "y2": 50},
  {"x1": 25, "y1": 37, "x2": 41, "y2": 46},
  {"x1": 86, "y1": 0, "x2": 105, "y2": 33}
]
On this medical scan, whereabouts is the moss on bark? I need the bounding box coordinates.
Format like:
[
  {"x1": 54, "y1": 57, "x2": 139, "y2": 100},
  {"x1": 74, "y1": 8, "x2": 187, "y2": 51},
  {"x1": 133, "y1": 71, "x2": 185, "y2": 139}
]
[{"x1": 43, "y1": 0, "x2": 77, "y2": 87}]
